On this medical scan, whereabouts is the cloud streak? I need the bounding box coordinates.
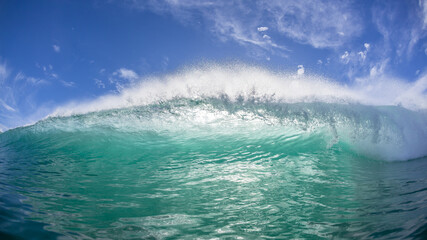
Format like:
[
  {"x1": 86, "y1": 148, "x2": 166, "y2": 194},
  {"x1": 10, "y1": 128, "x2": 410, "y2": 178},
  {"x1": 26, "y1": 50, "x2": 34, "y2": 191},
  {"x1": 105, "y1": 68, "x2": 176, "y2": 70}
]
[
  {"x1": 114, "y1": 68, "x2": 139, "y2": 81},
  {"x1": 257, "y1": 26, "x2": 268, "y2": 32},
  {"x1": 0, "y1": 61, "x2": 10, "y2": 85},
  {"x1": 53, "y1": 44, "x2": 60, "y2": 53},
  {"x1": 126, "y1": 0, "x2": 363, "y2": 55},
  {"x1": 261, "y1": 0, "x2": 363, "y2": 48},
  {"x1": 372, "y1": 1, "x2": 427, "y2": 58},
  {"x1": 103, "y1": 68, "x2": 141, "y2": 92},
  {"x1": 0, "y1": 60, "x2": 51, "y2": 130}
]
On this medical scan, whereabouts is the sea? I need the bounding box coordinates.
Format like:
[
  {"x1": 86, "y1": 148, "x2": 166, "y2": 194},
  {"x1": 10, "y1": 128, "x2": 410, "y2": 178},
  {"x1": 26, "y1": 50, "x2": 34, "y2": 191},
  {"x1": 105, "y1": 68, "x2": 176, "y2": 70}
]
[{"x1": 0, "y1": 65, "x2": 426, "y2": 239}]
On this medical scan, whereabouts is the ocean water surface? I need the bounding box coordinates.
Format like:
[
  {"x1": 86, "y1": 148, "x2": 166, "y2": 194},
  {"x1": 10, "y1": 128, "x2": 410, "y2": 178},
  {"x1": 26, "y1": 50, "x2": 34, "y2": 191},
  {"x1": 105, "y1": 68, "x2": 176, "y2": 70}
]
[{"x1": 1, "y1": 66, "x2": 426, "y2": 239}]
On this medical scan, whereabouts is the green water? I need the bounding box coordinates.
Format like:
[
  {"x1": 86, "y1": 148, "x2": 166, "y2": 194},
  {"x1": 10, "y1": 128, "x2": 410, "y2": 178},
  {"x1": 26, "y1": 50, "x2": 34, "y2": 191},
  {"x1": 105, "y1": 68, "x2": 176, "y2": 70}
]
[{"x1": 0, "y1": 100, "x2": 426, "y2": 239}]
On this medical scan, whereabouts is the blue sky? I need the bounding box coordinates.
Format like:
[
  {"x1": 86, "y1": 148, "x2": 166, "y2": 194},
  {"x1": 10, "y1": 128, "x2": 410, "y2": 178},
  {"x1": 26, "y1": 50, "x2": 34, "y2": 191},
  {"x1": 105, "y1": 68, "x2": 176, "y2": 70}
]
[{"x1": 1, "y1": 0, "x2": 427, "y2": 130}]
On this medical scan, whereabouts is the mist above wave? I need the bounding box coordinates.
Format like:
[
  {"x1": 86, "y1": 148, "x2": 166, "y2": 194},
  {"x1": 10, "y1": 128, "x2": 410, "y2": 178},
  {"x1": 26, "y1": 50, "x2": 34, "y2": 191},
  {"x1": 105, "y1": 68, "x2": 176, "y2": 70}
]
[{"x1": 51, "y1": 64, "x2": 427, "y2": 117}]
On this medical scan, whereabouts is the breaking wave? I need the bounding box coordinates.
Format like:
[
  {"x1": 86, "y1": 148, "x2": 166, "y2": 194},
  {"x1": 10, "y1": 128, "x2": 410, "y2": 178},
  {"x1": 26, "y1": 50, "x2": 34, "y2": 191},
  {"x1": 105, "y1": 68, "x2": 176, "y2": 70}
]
[{"x1": 1, "y1": 64, "x2": 427, "y2": 239}]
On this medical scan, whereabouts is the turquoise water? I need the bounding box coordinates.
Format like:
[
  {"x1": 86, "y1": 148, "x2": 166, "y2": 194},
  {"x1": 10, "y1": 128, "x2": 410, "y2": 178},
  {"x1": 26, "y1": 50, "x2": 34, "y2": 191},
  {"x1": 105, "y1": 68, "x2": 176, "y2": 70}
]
[{"x1": 1, "y1": 99, "x2": 427, "y2": 239}]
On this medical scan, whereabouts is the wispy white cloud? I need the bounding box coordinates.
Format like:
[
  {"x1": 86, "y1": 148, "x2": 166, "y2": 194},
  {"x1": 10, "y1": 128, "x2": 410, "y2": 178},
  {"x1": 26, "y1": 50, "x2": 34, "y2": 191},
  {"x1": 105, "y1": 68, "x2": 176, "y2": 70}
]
[
  {"x1": 108, "y1": 68, "x2": 140, "y2": 91},
  {"x1": 0, "y1": 59, "x2": 51, "y2": 129},
  {"x1": 372, "y1": 1, "x2": 427, "y2": 58},
  {"x1": 37, "y1": 64, "x2": 75, "y2": 87},
  {"x1": 257, "y1": 26, "x2": 268, "y2": 32},
  {"x1": 94, "y1": 68, "x2": 141, "y2": 91},
  {"x1": 27, "y1": 77, "x2": 49, "y2": 85},
  {"x1": 364, "y1": 43, "x2": 370, "y2": 50},
  {"x1": 124, "y1": 1, "x2": 289, "y2": 56},
  {"x1": 94, "y1": 78, "x2": 105, "y2": 88},
  {"x1": 357, "y1": 43, "x2": 370, "y2": 61},
  {"x1": 60, "y1": 80, "x2": 75, "y2": 87},
  {"x1": 338, "y1": 43, "x2": 375, "y2": 80},
  {"x1": 368, "y1": 58, "x2": 389, "y2": 78},
  {"x1": 113, "y1": 68, "x2": 139, "y2": 81},
  {"x1": 206, "y1": 7, "x2": 289, "y2": 54},
  {"x1": 262, "y1": 0, "x2": 363, "y2": 48},
  {"x1": 13, "y1": 72, "x2": 48, "y2": 86},
  {"x1": 128, "y1": 0, "x2": 363, "y2": 50},
  {"x1": 421, "y1": 0, "x2": 427, "y2": 28},
  {"x1": 358, "y1": 52, "x2": 366, "y2": 61},
  {"x1": 0, "y1": 61, "x2": 10, "y2": 84},
  {"x1": 45, "y1": 67, "x2": 68, "y2": 87},
  {"x1": 340, "y1": 43, "x2": 371, "y2": 64},
  {"x1": 0, "y1": 99, "x2": 16, "y2": 112},
  {"x1": 162, "y1": 56, "x2": 169, "y2": 70},
  {"x1": 53, "y1": 44, "x2": 60, "y2": 53},
  {"x1": 14, "y1": 71, "x2": 25, "y2": 82},
  {"x1": 341, "y1": 51, "x2": 350, "y2": 64}
]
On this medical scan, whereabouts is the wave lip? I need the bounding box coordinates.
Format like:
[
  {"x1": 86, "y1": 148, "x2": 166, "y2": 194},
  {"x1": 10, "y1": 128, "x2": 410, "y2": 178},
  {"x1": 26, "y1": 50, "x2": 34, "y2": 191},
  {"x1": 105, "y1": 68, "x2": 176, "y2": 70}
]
[{"x1": 50, "y1": 64, "x2": 427, "y2": 117}]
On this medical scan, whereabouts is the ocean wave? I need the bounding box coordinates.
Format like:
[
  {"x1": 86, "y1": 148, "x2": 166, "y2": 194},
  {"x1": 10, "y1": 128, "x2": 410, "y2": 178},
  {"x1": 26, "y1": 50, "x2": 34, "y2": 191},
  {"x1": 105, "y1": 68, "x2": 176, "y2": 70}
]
[
  {"x1": 2, "y1": 98, "x2": 427, "y2": 162},
  {"x1": 2, "y1": 64, "x2": 427, "y2": 161}
]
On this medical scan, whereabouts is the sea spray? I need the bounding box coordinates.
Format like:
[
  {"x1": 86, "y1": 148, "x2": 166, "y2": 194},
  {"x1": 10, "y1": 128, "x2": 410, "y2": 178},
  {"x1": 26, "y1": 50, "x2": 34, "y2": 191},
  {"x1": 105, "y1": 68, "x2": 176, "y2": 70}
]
[{"x1": 51, "y1": 64, "x2": 427, "y2": 116}]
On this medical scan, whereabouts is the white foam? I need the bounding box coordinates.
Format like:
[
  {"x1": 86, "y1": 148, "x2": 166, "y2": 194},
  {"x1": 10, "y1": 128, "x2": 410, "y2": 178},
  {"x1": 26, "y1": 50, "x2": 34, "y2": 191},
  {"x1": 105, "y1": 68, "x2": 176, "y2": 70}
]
[{"x1": 51, "y1": 64, "x2": 427, "y2": 117}]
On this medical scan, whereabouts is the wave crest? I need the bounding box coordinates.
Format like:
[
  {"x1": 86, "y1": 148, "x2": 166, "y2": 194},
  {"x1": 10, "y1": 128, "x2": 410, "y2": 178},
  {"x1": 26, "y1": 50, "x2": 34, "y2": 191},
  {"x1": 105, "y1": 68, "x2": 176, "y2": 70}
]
[{"x1": 51, "y1": 64, "x2": 427, "y2": 116}]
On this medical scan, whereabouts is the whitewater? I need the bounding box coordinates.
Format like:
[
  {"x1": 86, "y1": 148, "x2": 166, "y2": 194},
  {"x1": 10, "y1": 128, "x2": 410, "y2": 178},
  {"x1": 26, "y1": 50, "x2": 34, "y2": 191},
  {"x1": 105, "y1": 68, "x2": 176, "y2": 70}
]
[
  {"x1": 50, "y1": 64, "x2": 427, "y2": 161},
  {"x1": 0, "y1": 64, "x2": 426, "y2": 239}
]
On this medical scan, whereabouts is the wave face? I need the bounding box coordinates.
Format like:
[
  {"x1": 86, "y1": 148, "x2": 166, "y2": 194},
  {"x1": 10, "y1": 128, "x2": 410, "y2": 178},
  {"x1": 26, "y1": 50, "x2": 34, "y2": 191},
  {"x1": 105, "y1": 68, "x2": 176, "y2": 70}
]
[{"x1": 1, "y1": 66, "x2": 427, "y2": 239}]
